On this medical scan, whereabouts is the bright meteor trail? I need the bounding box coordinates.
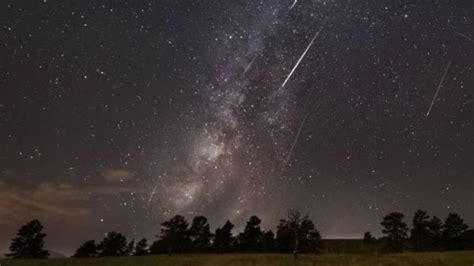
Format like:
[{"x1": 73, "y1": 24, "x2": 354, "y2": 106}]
[
  {"x1": 289, "y1": 0, "x2": 298, "y2": 9},
  {"x1": 425, "y1": 61, "x2": 451, "y2": 117},
  {"x1": 279, "y1": 21, "x2": 326, "y2": 91}
]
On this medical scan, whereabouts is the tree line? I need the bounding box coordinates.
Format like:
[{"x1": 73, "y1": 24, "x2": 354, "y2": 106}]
[
  {"x1": 5, "y1": 209, "x2": 474, "y2": 259},
  {"x1": 70, "y1": 210, "x2": 322, "y2": 259},
  {"x1": 367, "y1": 210, "x2": 473, "y2": 253}
]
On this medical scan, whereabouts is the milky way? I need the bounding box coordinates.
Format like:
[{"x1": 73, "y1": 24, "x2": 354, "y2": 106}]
[{"x1": 1, "y1": 0, "x2": 473, "y2": 255}]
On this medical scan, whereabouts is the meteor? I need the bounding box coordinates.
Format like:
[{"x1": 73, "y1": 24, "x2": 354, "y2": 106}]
[
  {"x1": 425, "y1": 61, "x2": 451, "y2": 117},
  {"x1": 147, "y1": 184, "x2": 158, "y2": 205},
  {"x1": 452, "y1": 30, "x2": 474, "y2": 43},
  {"x1": 284, "y1": 113, "x2": 309, "y2": 165},
  {"x1": 279, "y1": 20, "x2": 326, "y2": 91},
  {"x1": 289, "y1": 0, "x2": 298, "y2": 9},
  {"x1": 243, "y1": 55, "x2": 257, "y2": 75}
]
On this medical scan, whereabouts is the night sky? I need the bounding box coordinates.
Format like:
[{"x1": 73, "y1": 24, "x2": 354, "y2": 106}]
[{"x1": 1, "y1": 0, "x2": 473, "y2": 255}]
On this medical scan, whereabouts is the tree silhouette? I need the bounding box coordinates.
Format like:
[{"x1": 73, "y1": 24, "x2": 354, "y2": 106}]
[
  {"x1": 237, "y1": 216, "x2": 264, "y2": 252},
  {"x1": 262, "y1": 231, "x2": 276, "y2": 252},
  {"x1": 442, "y1": 213, "x2": 469, "y2": 250},
  {"x1": 149, "y1": 239, "x2": 167, "y2": 254},
  {"x1": 276, "y1": 219, "x2": 293, "y2": 253},
  {"x1": 428, "y1": 216, "x2": 443, "y2": 250},
  {"x1": 151, "y1": 215, "x2": 190, "y2": 254},
  {"x1": 410, "y1": 209, "x2": 431, "y2": 251},
  {"x1": 276, "y1": 210, "x2": 322, "y2": 257},
  {"x1": 125, "y1": 239, "x2": 135, "y2": 256},
  {"x1": 363, "y1": 232, "x2": 376, "y2": 244},
  {"x1": 380, "y1": 212, "x2": 408, "y2": 253},
  {"x1": 6, "y1": 219, "x2": 49, "y2": 259},
  {"x1": 286, "y1": 209, "x2": 302, "y2": 258},
  {"x1": 97, "y1": 231, "x2": 129, "y2": 257},
  {"x1": 188, "y1": 216, "x2": 213, "y2": 252},
  {"x1": 298, "y1": 218, "x2": 322, "y2": 254},
  {"x1": 73, "y1": 240, "x2": 97, "y2": 258},
  {"x1": 212, "y1": 220, "x2": 235, "y2": 253},
  {"x1": 134, "y1": 238, "x2": 149, "y2": 256}
]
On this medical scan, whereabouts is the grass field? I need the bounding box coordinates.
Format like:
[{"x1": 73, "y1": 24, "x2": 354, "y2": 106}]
[{"x1": 1, "y1": 251, "x2": 473, "y2": 266}]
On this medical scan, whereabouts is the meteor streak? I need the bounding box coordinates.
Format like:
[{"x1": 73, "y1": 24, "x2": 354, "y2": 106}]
[
  {"x1": 279, "y1": 20, "x2": 326, "y2": 91},
  {"x1": 289, "y1": 0, "x2": 298, "y2": 9},
  {"x1": 147, "y1": 184, "x2": 158, "y2": 205},
  {"x1": 243, "y1": 55, "x2": 257, "y2": 75},
  {"x1": 284, "y1": 113, "x2": 309, "y2": 165},
  {"x1": 425, "y1": 61, "x2": 451, "y2": 117},
  {"x1": 452, "y1": 30, "x2": 474, "y2": 43}
]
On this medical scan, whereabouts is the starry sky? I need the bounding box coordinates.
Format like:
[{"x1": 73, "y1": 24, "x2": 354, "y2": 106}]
[{"x1": 1, "y1": 0, "x2": 473, "y2": 255}]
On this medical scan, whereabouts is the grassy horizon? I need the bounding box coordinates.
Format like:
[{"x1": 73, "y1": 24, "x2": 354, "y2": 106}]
[{"x1": 1, "y1": 251, "x2": 473, "y2": 266}]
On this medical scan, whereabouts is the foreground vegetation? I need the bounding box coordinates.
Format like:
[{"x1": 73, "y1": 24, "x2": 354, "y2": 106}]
[
  {"x1": 1, "y1": 251, "x2": 474, "y2": 266},
  {"x1": 6, "y1": 210, "x2": 474, "y2": 260}
]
